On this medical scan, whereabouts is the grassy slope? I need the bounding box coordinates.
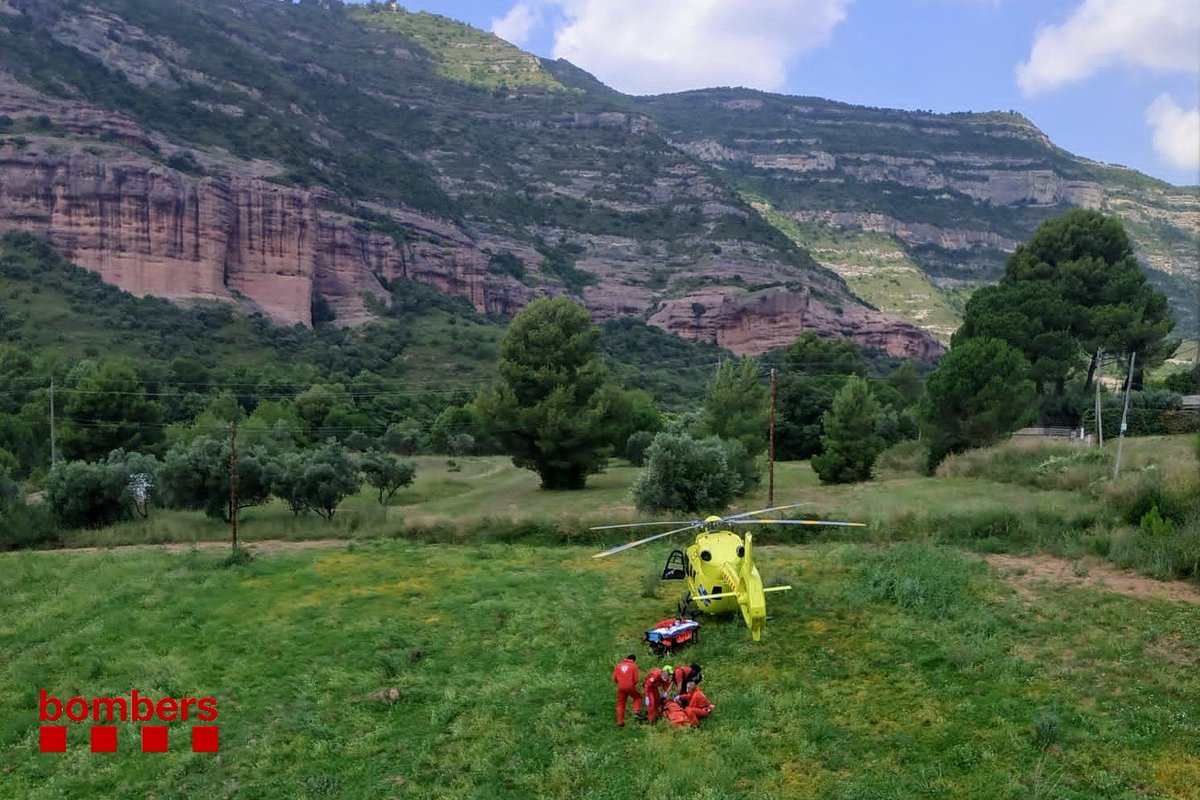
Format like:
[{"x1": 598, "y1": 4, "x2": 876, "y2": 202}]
[
  {"x1": 1, "y1": 540, "x2": 1196, "y2": 799},
  {"x1": 59, "y1": 435, "x2": 1197, "y2": 551},
  {"x1": 750, "y1": 200, "x2": 966, "y2": 343},
  {"x1": 347, "y1": 7, "x2": 566, "y2": 91},
  {"x1": 0, "y1": 233, "x2": 502, "y2": 384},
  {"x1": 60, "y1": 456, "x2": 1082, "y2": 549}
]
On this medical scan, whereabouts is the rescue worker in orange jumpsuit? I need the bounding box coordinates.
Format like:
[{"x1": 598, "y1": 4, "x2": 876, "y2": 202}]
[
  {"x1": 661, "y1": 697, "x2": 697, "y2": 728},
  {"x1": 642, "y1": 664, "x2": 672, "y2": 724},
  {"x1": 612, "y1": 653, "x2": 642, "y2": 726},
  {"x1": 679, "y1": 685, "x2": 715, "y2": 726}
]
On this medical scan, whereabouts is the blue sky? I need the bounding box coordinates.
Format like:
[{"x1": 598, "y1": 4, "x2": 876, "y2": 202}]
[{"x1": 371, "y1": 1, "x2": 1199, "y2": 186}]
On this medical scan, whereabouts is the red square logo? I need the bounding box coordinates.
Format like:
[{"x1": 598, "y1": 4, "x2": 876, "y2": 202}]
[
  {"x1": 90, "y1": 726, "x2": 118, "y2": 753},
  {"x1": 191, "y1": 726, "x2": 219, "y2": 753},
  {"x1": 141, "y1": 726, "x2": 168, "y2": 753},
  {"x1": 39, "y1": 726, "x2": 66, "y2": 753}
]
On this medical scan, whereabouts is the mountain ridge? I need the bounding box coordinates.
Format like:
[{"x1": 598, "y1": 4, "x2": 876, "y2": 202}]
[{"x1": 0, "y1": 0, "x2": 1193, "y2": 352}]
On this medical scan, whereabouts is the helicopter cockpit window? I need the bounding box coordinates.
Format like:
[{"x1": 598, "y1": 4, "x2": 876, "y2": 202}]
[
  {"x1": 736, "y1": 546, "x2": 745, "y2": 558},
  {"x1": 700, "y1": 550, "x2": 712, "y2": 562}
]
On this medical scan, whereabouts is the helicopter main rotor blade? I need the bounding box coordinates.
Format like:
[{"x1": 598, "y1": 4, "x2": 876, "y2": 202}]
[
  {"x1": 591, "y1": 522, "x2": 700, "y2": 558},
  {"x1": 723, "y1": 502, "x2": 813, "y2": 521},
  {"x1": 589, "y1": 521, "x2": 694, "y2": 531},
  {"x1": 730, "y1": 519, "x2": 867, "y2": 527}
]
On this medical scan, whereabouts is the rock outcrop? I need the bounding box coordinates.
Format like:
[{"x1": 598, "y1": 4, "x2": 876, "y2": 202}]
[
  {"x1": 649, "y1": 287, "x2": 946, "y2": 360},
  {"x1": 0, "y1": 139, "x2": 532, "y2": 326}
]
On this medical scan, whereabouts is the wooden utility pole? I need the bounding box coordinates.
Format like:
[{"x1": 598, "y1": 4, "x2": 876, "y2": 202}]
[
  {"x1": 768, "y1": 368, "x2": 776, "y2": 507},
  {"x1": 1094, "y1": 349, "x2": 1103, "y2": 448},
  {"x1": 48, "y1": 376, "x2": 58, "y2": 467},
  {"x1": 1113, "y1": 351, "x2": 1135, "y2": 479},
  {"x1": 229, "y1": 420, "x2": 238, "y2": 550}
]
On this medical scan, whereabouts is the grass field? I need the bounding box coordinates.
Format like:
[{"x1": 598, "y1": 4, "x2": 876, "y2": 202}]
[
  {"x1": 60, "y1": 435, "x2": 1195, "y2": 554},
  {"x1": 1, "y1": 539, "x2": 1197, "y2": 799},
  {"x1": 5, "y1": 436, "x2": 1197, "y2": 797}
]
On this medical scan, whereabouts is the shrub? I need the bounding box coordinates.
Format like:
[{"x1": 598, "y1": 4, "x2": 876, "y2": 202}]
[
  {"x1": 812, "y1": 376, "x2": 885, "y2": 483},
  {"x1": 265, "y1": 440, "x2": 361, "y2": 520},
  {"x1": 160, "y1": 436, "x2": 271, "y2": 521},
  {"x1": 1108, "y1": 502, "x2": 1200, "y2": 580},
  {"x1": 873, "y1": 440, "x2": 928, "y2": 479},
  {"x1": 0, "y1": 474, "x2": 58, "y2": 550},
  {"x1": 939, "y1": 440, "x2": 1110, "y2": 491},
  {"x1": 220, "y1": 546, "x2": 254, "y2": 568},
  {"x1": 359, "y1": 450, "x2": 416, "y2": 505},
  {"x1": 45, "y1": 452, "x2": 158, "y2": 529},
  {"x1": 720, "y1": 437, "x2": 761, "y2": 491},
  {"x1": 632, "y1": 432, "x2": 742, "y2": 514},
  {"x1": 1111, "y1": 473, "x2": 1198, "y2": 527},
  {"x1": 624, "y1": 430, "x2": 655, "y2": 466},
  {"x1": 381, "y1": 420, "x2": 423, "y2": 455},
  {"x1": 1032, "y1": 709, "x2": 1061, "y2": 750}
]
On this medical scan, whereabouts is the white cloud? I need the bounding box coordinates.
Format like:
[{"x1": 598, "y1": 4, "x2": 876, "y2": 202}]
[
  {"x1": 492, "y1": 1, "x2": 542, "y2": 46},
  {"x1": 543, "y1": 0, "x2": 851, "y2": 95},
  {"x1": 1145, "y1": 94, "x2": 1200, "y2": 172},
  {"x1": 1017, "y1": 0, "x2": 1200, "y2": 96}
]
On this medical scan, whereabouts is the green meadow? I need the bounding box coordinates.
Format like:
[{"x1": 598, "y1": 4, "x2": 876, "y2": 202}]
[
  {"x1": 1, "y1": 539, "x2": 1196, "y2": 799},
  {"x1": 3, "y1": 436, "x2": 1198, "y2": 798}
]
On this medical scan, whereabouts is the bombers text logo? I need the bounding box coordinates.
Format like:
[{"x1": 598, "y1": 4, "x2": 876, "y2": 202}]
[{"x1": 38, "y1": 690, "x2": 219, "y2": 753}]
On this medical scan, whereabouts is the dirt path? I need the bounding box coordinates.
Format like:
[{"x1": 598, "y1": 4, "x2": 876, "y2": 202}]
[
  {"x1": 987, "y1": 553, "x2": 1200, "y2": 606},
  {"x1": 42, "y1": 539, "x2": 355, "y2": 555}
]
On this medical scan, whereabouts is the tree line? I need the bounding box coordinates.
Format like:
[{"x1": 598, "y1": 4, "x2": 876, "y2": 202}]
[{"x1": 1, "y1": 210, "x2": 1195, "y2": 546}]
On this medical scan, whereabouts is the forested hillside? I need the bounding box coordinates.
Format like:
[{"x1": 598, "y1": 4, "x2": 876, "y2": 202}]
[{"x1": 1, "y1": 0, "x2": 1191, "y2": 353}]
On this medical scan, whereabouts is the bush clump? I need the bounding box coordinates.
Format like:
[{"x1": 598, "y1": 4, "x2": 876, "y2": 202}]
[
  {"x1": 850, "y1": 543, "x2": 981, "y2": 619},
  {"x1": 0, "y1": 473, "x2": 58, "y2": 550}
]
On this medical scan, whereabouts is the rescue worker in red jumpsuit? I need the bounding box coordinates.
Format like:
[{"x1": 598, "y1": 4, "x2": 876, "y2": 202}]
[
  {"x1": 612, "y1": 653, "x2": 642, "y2": 726},
  {"x1": 672, "y1": 662, "x2": 702, "y2": 694},
  {"x1": 642, "y1": 664, "x2": 672, "y2": 724},
  {"x1": 679, "y1": 686, "x2": 716, "y2": 726},
  {"x1": 661, "y1": 697, "x2": 697, "y2": 728}
]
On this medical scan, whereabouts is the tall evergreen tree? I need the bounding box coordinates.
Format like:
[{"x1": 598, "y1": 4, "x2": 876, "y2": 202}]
[
  {"x1": 699, "y1": 358, "x2": 767, "y2": 456},
  {"x1": 775, "y1": 332, "x2": 866, "y2": 460},
  {"x1": 922, "y1": 337, "x2": 1038, "y2": 471},
  {"x1": 957, "y1": 210, "x2": 1174, "y2": 422},
  {"x1": 811, "y1": 377, "x2": 884, "y2": 484},
  {"x1": 60, "y1": 361, "x2": 164, "y2": 462},
  {"x1": 476, "y1": 298, "x2": 620, "y2": 489}
]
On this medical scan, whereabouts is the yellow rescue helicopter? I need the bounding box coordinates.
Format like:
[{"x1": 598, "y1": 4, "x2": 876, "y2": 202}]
[{"x1": 591, "y1": 504, "x2": 865, "y2": 641}]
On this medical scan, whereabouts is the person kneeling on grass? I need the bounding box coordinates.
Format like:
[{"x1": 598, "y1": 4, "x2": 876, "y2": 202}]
[
  {"x1": 679, "y1": 686, "x2": 715, "y2": 725},
  {"x1": 642, "y1": 664, "x2": 672, "y2": 724}
]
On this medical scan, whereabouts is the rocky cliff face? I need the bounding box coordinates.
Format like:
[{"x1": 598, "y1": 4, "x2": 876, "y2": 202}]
[
  {"x1": 0, "y1": 43, "x2": 937, "y2": 359},
  {"x1": 642, "y1": 90, "x2": 1199, "y2": 335},
  {"x1": 649, "y1": 286, "x2": 944, "y2": 359},
  {"x1": 0, "y1": 142, "x2": 537, "y2": 327},
  {"x1": 4, "y1": 0, "x2": 1188, "y2": 358},
  {"x1": 0, "y1": 129, "x2": 931, "y2": 355}
]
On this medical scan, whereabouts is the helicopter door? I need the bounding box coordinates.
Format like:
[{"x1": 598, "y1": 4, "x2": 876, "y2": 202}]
[{"x1": 661, "y1": 549, "x2": 687, "y2": 580}]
